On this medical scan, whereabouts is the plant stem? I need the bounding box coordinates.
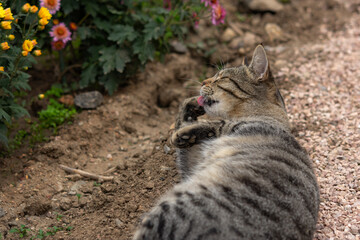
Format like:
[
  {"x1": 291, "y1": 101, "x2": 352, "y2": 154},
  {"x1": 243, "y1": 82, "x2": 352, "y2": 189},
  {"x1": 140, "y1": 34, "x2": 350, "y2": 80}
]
[
  {"x1": 9, "y1": 53, "x2": 22, "y2": 81},
  {"x1": 59, "y1": 50, "x2": 66, "y2": 85}
]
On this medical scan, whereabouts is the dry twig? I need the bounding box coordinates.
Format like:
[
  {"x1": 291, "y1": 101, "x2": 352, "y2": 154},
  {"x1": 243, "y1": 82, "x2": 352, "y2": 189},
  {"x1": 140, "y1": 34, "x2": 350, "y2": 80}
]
[{"x1": 59, "y1": 164, "x2": 114, "y2": 182}]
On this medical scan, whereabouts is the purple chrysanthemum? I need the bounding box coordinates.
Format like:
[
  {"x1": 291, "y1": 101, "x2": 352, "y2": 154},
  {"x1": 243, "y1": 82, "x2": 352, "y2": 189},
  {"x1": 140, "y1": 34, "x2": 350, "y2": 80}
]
[
  {"x1": 211, "y1": 3, "x2": 226, "y2": 25},
  {"x1": 49, "y1": 23, "x2": 71, "y2": 43},
  {"x1": 40, "y1": 0, "x2": 61, "y2": 15}
]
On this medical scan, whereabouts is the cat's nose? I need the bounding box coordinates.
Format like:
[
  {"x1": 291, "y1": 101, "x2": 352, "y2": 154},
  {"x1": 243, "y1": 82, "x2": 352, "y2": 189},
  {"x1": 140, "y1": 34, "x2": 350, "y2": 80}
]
[{"x1": 201, "y1": 78, "x2": 213, "y2": 86}]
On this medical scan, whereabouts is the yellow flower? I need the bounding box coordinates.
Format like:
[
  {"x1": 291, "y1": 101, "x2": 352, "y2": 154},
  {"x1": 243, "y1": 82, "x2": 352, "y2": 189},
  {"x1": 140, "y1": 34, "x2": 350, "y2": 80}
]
[
  {"x1": 37, "y1": 25, "x2": 45, "y2": 31},
  {"x1": 53, "y1": 19, "x2": 59, "y2": 25},
  {"x1": 32, "y1": 39, "x2": 38, "y2": 46},
  {"x1": 1, "y1": 42, "x2": 10, "y2": 51},
  {"x1": 4, "y1": 8, "x2": 14, "y2": 20},
  {"x1": 1, "y1": 21, "x2": 11, "y2": 30},
  {"x1": 22, "y1": 40, "x2": 34, "y2": 52},
  {"x1": 38, "y1": 94, "x2": 45, "y2": 99},
  {"x1": 0, "y1": 66, "x2": 4, "y2": 72},
  {"x1": 0, "y1": 6, "x2": 5, "y2": 18},
  {"x1": 33, "y1": 50, "x2": 42, "y2": 56},
  {"x1": 38, "y1": 7, "x2": 52, "y2": 20},
  {"x1": 30, "y1": 6, "x2": 38, "y2": 14},
  {"x1": 22, "y1": 51, "x2": 29, "y2": 57},
  {"x1": 38, "y1": 18, "x2": 49, "y2": 26},
  {"x1": 22, "y1": 3, "x2": 31, "y2": 13},
  {"x1": 7, "y1": 34, "x2": 15, "y2": 41}
]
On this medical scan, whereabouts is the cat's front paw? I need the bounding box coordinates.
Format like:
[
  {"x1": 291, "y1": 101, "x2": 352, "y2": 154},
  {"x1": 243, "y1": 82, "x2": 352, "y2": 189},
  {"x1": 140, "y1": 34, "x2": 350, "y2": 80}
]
[
  {"x1": 171, "y1": 124, "x2": 216, "y2": 148},
  {"x1": 182, "y1": 97, "x2": 206, "y2": 121},
  {"x1": 175, "y1": 97, "x2": 206, "y2": 129}
]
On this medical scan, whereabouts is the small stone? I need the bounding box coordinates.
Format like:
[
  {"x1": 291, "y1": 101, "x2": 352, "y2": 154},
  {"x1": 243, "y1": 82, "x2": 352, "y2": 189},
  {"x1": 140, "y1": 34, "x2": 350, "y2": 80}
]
[
  {"x1": 221, "y1": 28, "x2": 237, "y2": 42},
  {"x1": 69, "y1": 180, "x2": 86, "y2": 195},
  {"x1": 247, "y1": 0, "x2": 284, "y2": 12},
  {"x1": 0, "y1": 207, "x2": 6, "y2": 218},
  {"x1": 59, "y1": 197, "x2": 72, "y2": 211},
  {"x1": 107, "y1": 153, "x2": 113, "y2": 161},
  {"x1": 170, "y1": 41, "x2": 187, "y2": 54},
  {"x1": 229, "y1": 37, "x2": 244, "y2": 49},
  {"x1": 74, "y1": 91, "x2": 103, "y2": 109},
  {"x1": 163, "y1": 144, "x2": 171, "y2": 154},
  {"x1": 145, "y1": 182, "x2": 155, "y2": 189},
  {"x1": 265, "y1": 23, "x2": 287, "y2": 42},
  {"x1": 115, "y1": 218, "x2": 122, "y2": 228},
  {"x1": 274, "y1": 60, "x2": 287, "y2": 69},
  {"x1": 242, "y1": 32, "x2": 261, "y2": 47}
]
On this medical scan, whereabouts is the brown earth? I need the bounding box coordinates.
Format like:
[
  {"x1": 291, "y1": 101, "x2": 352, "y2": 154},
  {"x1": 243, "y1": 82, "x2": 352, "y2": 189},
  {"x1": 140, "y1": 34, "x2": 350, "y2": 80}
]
[{"x1": 0, "y1": 0, "x2": 356, "y2": 239}]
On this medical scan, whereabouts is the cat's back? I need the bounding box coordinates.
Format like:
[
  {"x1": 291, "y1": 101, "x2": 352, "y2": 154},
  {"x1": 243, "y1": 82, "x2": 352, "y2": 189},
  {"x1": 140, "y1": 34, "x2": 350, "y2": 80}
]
[{"x1": 134, "y1": 117, "x2": 319, "y2": 240}]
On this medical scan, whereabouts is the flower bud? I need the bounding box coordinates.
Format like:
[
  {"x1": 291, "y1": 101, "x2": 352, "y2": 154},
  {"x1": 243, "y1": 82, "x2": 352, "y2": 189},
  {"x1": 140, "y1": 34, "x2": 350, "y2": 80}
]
[
  {"x1": 0, "y1": 66, "x2": 4, "y2": 72},
  {"x1": 39, "y1": 18, "x2": 49, "y2": 26},
  {"x1": 1, "y1": 21, "x2": 11, "y2": 30},
  {"x1": 30, "y1": 6, "x2": 38, "y2": 14},
  {"x1": 1, "y1": 42, "x2": 10, "y2": 51},
  {"x1": 22, "y1": 3, "x2": 31, "y2": 13},
  {"x1": 22, "y1": 51, "x2": 29, "y2": 57},
  {"x1": 7, "y1": 34, "x2": 15, "y2": 41},
  {"x1": 33, "y1": 50, "x2": 42, "y2": 56}
]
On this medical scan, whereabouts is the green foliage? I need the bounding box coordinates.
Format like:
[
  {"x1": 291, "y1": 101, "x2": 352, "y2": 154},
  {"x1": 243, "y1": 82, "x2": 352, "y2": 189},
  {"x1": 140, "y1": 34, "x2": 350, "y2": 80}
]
[
  {"x1": 0, "y1": 2, "x2": 47, "y2": 147},
  {"x1": 38, "y1": 98, "x2": 76, "y2": 131},
  {"x1": 9, "y1": 225, "x2": 30, "y2": 238},
  {"x1": 10, "y1": 224, "x2": 73, "y2": 240},
  {"x1": 51, "y1": 0, "x2": 207, "y2": 95}
]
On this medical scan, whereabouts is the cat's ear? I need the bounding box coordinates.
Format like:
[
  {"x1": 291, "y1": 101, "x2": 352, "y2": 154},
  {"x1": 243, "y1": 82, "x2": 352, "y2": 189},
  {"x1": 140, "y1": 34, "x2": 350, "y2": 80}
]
[
  {"x1": 242, "y1": 56, "x2": 249, "y2": 66},
  {"x1": 249, "y1": 45, "x2": 269, "y2": 81}
]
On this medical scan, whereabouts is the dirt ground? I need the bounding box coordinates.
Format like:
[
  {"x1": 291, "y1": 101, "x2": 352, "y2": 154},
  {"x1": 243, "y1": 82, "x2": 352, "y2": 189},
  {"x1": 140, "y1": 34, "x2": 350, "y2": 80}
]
[{"x1": 0, "y1": 0, "x2": 358, "y2": 239}]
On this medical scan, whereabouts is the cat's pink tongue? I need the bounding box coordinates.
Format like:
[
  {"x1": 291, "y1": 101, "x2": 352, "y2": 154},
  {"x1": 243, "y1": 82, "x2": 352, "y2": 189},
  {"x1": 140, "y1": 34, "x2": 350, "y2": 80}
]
[{"x1": 197, "y1": 96, "x2": 205, "y2": 106}]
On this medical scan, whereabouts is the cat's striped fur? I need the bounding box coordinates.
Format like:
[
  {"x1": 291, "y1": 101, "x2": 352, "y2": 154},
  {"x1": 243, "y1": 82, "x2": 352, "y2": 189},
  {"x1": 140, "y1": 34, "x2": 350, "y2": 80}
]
[{"x1": 133, "y1": 45, "x2": 319, "y2": 240}]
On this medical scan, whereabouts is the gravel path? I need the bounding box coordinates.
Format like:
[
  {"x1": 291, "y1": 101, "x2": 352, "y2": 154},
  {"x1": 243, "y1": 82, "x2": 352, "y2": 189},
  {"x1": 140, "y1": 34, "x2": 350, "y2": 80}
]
[{"x1": 277, "y1": 6, "x2": 360, "y2": 240}]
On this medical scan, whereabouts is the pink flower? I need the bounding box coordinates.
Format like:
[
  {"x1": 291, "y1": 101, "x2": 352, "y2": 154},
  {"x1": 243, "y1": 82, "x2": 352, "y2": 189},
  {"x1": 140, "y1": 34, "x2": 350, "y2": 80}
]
[
  {"x1": 49, "y1": 23, "x2": 71, "y2": 43},
  {"x1": 163, "y1": 0, "x2": 171, "y2": 10},
  {"x1": 201, "y1": 0, "x2": 218, "y2": 7},
  {"x1": 211, "y1": 3, "x2": 226, "y2": 25},
  {"x1": 40, "y1": 0, "x2": 61, "y2": 15}
]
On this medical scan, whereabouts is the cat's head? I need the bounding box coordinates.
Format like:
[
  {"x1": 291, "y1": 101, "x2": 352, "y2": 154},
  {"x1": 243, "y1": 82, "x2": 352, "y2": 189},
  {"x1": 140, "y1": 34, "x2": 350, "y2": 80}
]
[{"x1": 198, "y1": 45, "x2": 288, "y2": 125}]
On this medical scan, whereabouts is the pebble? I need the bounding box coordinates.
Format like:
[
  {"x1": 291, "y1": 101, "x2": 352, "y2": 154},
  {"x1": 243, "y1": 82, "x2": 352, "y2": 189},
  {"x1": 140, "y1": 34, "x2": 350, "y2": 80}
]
[
  {"x1": 74, "y1": 91, "x2": 103, "y2": 109},
  {"x1": 59, "y1": 197, "x2": 72, "y2": 211},
  {"x1": 229, "y1": 36, "x2": 244, "y2": 49},
  {"x1": 265, "y1": 23, "x2": 287, "y2": 42},
  {"x1": 69, "y1": 180, "x2": 86, "y2": 195},
  {"x1": 242, "y1": 32, "x2": 261, "y2": 47},
  {"x1": 221, "y1": 28, "x2": 237, "y2": 42},
  {"x1": 0, "y1": 207, "x2": 6, "y2": 218},
  {"x1": 163, "y1": 144, "x2": 171, "y2": 154},
  {"x1": 247, "y1": 0, "x2": 284, "y2": 12},
  {"x1": 170, "y1": 41, "x2": 188, "y2": 54},
  {"x1": 115, "y1": 218, "x2": 122, "y2": 228},
  {"x1": 145, "y1": 182, "x2": 155, "y2": 189}
]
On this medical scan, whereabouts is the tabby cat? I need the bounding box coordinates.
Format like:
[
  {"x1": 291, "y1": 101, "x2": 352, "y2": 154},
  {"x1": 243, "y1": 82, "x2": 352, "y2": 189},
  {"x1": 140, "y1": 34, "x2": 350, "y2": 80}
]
[{"x1": 133, "y1": 45, "x2": 319, "y2": 240}]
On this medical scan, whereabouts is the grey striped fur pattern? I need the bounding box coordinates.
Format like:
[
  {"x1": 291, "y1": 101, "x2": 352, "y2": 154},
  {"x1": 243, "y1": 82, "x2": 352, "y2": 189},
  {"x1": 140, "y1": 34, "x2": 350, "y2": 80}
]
[{"x1": 133, "y1": 45, "x2": 319, "y2": 240}]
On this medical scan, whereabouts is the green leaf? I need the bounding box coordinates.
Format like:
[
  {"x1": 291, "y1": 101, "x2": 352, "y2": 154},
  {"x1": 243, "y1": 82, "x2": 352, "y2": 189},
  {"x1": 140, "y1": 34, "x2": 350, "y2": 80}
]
[
  {"x1": 77, "y1": 27, "x2": 92, "y2": 40},
  {"x1": 61, "y1": 0, "x2": 80, "y2": 15},
  {"x1": 0, "y1": 109, "x2": 11, "y2": 123},
  {"x1": 99, "y1": 47, "x2": 130, "y2": 74},
  {"x1": 9, "y1": 104, "x2": 29, "y2": 119},
  {"x1": 133, "y1": 38, "x2": 155, "y2": 64},
  {"x1": 99, "y1": 46, "x2": 117, "y2": 74},
  {"x1": 115, "y1": 50, "x2": 130, "y2": 73},
  {"x1": 108, "y1": 25, "x2": 138, "y2": 45},
  {"x1": 85, "y1": 2, "x2": 99, "y2": 17},
  {"x1": 80, "y1": 63, "x2": 97, "y2": 88},
  {"x1": 94, "y1": 19, "x2": 112, "y2": 33},
  {"x1": 143, "y1": 21, "x2": 165, "y2": 41}
]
